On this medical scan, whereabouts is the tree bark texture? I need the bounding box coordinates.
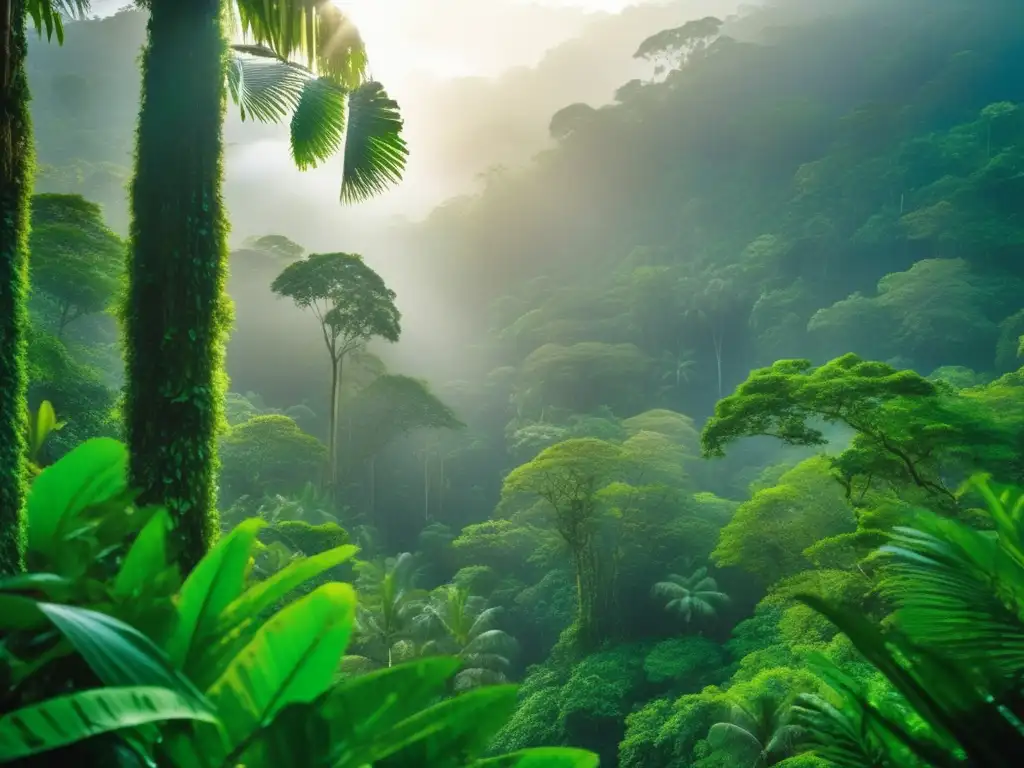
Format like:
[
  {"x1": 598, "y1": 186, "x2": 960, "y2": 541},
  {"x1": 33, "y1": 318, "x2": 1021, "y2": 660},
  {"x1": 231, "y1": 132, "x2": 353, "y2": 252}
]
[
  {"x1": 122, "y1": 0, "x2": 231, "y2": 573},
  {"x1": 0, "y1": 0, "x2": 31, "y2": 575}
]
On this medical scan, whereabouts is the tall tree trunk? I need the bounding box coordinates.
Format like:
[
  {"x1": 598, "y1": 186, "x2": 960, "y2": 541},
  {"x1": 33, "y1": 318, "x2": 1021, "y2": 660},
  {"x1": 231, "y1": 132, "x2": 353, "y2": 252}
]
[
  {"x1": 438, "y1": 453, "x2": 445, "y2": 518},
  {"x1": 423, "y1": 449, "x2": 429, "y2": 521},
  {"x1": 123, "y1": 0, "x2": 230, "y2": 574},
  {"x1": 326, "y1": 354, "x2": 338, "y2": 494},
  {"x1": 0, "y1": 0, "x2": 30, "y2": 575},
  {"x1": 711, "y1": 327, "x2": 723, "y2": 401},
  {"x1": 367, "y1": 453, "x2": 375, "y2": 516},
  {"x1": 328, "y1": 353, "x2": 344, "y2": 496}
]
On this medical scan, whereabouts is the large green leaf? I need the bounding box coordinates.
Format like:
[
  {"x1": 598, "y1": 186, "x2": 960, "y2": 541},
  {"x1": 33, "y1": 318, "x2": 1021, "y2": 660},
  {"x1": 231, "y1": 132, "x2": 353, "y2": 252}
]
[
  {"x1": 232, "y1": 0, "x2": 368, "y2": 85},
  {"x1": 206, "y1": 582, "x2": 357, "y2": 758},
  {"x1": 0, "y1": 573, "x2": 75, "y2": 603},
  {"x1": 472, "y1": 748, "x2": 602, "y2": 768},
  {"x1": 26, "y1": 438, "x2": 129, "y2": 566},
  {"x1": 25, "y1": 0, "x2": 91, "y2": 45},
  {"x1": 324, "y1": 656, "x2": 460, "y2": 764},
  {"x1": 369, "y1": 684, "x2": 521, "y2": 767},
  {"x1": 798, "y1": 595, "x2": 1022, "y2": 765},
  {"x1": 239, "y1": 701, "x2": 332, "y2": 768},
  {"x1": 289, "y1": 76, "x2": 348, "y2": 171},
  {"x1": 38, "y1": 603, "x2": 206, "y2": 706},
  {"x1": 0, "y1": 686, "x2": 218, "y2": 762},
  {"x1": 113, "y1": 509, "x2": 176, "y2": 600},
  {"x1": 226, "y1": 49, "x2": 306, "y2": 123},
  {"x1": 165, "y1": 519, "x2": 264, "y2": 678},
  {"x1": 216, "y1": 543, "x2": 358, "y2": 636},
  {"x1": 879, "y1": 503, "x2": 1024, "y2": 680},
  {"x1": 338, "y1": 81, "x2": 408, "y2": 204},
  {"x1": 0, "y1": 594, "x2": 46, "y2": 631}
]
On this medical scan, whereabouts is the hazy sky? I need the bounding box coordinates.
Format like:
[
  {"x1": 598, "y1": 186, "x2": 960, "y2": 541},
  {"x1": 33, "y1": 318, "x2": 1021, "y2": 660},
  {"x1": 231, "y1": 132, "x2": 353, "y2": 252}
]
[
  {"x1": 217, "y1": 1, "x2": 749, "y2": 236},
  {"x1": 86, "y1": 0, "x2": 745, "y2": 287},
  {"x1": 87, "y1": 1, "x2": 743, "y2": 232},
  {"x1": 80, "y1": 0, "x2": 750, "y2": 380},
  {"x1": 334, "y1": 0, "x2": 649, "y2": 77}
]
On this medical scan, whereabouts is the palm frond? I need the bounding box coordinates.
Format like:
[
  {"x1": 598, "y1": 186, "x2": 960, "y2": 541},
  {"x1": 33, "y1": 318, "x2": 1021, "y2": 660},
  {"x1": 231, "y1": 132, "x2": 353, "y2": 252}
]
[
  {"x1": 26, "y1": 0, "x2": 90, "y2": 44},
  {"x1": 463, "y1": 629, "x2": 518, "y2": 658},
  {"x1": 454, "y1": 667, "x2": 507, "y2": 692},
  {"x1": 694, "y1": 588, "x2": 730, "y2": 605},
  {"x1": 687, "y1": 598, "x2": 722, "y2": 617},
  {"x1": 651, "y1": 580, "x2": 686, "y2": 600},
  {"x1": 687, "y1": 566, "x2": 709, "y2": 583},
  {"x1": 790, "y1": 692, "x2": 893, "y2": 768},
  {"x1": 289, "y1": 76, "x2": 349, "y2": 171},
  {"x1": 227, "y1": 50, "x2": 306, "y2": 123},
  {"x1": 691, "y1": 576, "x2": 720, "y2": 592},
  {"x1": 792, "y1": 653, "x2": 961, "y2": 768},
  {"x1": 461, "y1": 652, "x2": 512, "y2": 672},
  {"x1": 707, "y1": 722, "x2": 763, "y2": 757},
  {"x1": 762, "y1": 723, "x2": 804, "y2": 761},
  {"x1": 338, "y1": 654, "x2": 381, "y2": 678},
  {"x1": 233, "y1": 0, "x2": 368, "y2": 85},
  {"x1": 467, "y1": 606, "x2": 504, "y2": 638},
  {"x1": 797, "y1": 594, "x2": 1024, "y2": 765},
  {"x1": 878, "y1": 509, "x2": 1024, "y2": 681},
  {"x1": 339, "y1": 81, "x2": 408, "y2": 203}
]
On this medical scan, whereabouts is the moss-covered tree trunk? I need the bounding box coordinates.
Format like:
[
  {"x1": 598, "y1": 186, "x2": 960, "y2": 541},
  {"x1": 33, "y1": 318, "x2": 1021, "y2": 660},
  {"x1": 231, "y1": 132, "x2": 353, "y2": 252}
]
[
  {"x1": 0, "y1": 0, "x2": 32, "y2": 575},
  {"x1": 123, "y1": 0, "x2": 231, "y2": 573}
]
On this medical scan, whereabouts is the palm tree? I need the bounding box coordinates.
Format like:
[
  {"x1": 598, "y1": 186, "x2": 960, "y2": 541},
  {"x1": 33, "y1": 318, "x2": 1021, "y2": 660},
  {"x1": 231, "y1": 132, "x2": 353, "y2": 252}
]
[
  {"x1": 651, "y1": 566, "x2": 730, "y2": 625},
  {"x1": 346, "y1": 552, "x2": 426, "y2": 668},
  {"x1": 707, "y1": 690, "x2": 803, "y2": 767},
  {"x1": 415, "y1": 583, "x2": 518, "y2": 691},
  {"x1": 660, "y1": 347, "x2": 697, "y2": 389},
  {"x1": 791, "y1": 474, "x2": 1024, "y2": 765},
  {"x1": 0, "y1": 0, "x2": 90, "y2": 575},
  {"x1": 122, "y1": 0, "x2": 408, "y2": 572}
]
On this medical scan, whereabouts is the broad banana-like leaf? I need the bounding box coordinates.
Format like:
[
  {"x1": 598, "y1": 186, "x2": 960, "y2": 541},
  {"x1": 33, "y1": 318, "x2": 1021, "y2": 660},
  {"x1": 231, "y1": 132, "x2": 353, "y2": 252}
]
[
  {"x1": 0, "y1": 572, "x2": 74, "y2": 601},
  {"x1": 165, "y1": 519, "x2": 264, "y2": 677},
  {"x1": 38, "y1": 602, "x2": 207, "y2": 707},
  {"x1": 26, "y1": 438, "x2": 129, "y2": 565},
  {"x1": 113, "y1": 509, "x2": 176, "y2": 600},
  {"x1": 215, "y1": 543, "x2": 358, "y2": 635},
  {"x1": 205, "y1": 582, "x2": 357, "y2": 758},
  {"x1": 472, "y1": 748, "x2": 601, "y2": 768},
  {"x1": 324, "y1": 656, "x2": 461, "y2": 765},
  {"x1": 0, "y1": 686, "x2": 218, "y2": 762},
  {"x1": 368, "y1": 684, "x2": 521, "y2": 767}
]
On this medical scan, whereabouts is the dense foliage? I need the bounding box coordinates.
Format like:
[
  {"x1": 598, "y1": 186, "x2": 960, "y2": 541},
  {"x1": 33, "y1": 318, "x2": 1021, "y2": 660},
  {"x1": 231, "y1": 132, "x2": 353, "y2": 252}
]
[{"x1": 9, "y1": 0, "x2": 1024, "y2": 765}]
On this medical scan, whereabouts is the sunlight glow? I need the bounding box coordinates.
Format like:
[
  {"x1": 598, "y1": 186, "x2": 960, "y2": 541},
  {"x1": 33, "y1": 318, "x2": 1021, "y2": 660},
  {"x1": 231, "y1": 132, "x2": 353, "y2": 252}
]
[
  {"x1": 330, "y1": 0, "x2": 633, "y2": 79},
  {"x1": 331, "y1": 0, "x2": 475, "y2": 79}
]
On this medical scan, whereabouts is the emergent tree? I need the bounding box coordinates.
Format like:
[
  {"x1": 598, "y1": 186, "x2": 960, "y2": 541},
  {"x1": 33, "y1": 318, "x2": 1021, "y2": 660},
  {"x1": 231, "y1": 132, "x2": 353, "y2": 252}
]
[{"x1": 271, "y1": 252, "x2": 401, "y2": 495}]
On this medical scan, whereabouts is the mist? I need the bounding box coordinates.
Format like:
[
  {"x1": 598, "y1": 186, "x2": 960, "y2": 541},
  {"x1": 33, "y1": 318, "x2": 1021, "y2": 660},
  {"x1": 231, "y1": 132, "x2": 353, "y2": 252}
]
[
  {"x1": 219, "y1": 0, "x2": 751, "y2": 380},
  {"x1": 31, "y1": 0, "x2": 751, "y2": 402}
]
